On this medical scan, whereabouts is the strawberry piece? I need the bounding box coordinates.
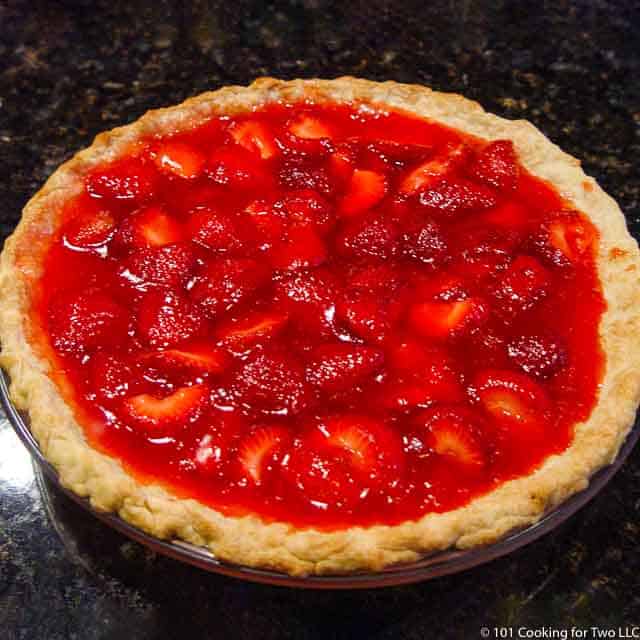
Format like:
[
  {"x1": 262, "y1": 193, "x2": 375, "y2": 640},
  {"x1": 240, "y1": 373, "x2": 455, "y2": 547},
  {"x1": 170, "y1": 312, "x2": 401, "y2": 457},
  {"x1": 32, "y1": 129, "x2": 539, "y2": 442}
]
[
  {"x1": 305, "y1": 344, "x2": 384, "y2": 393},
  {"x1": 413, "y1": 406, "x2": 488, "y2": 469},
  {"x1": 85, "y1": 157, "x2": 157, "y2": 201},
  {"x1": 335, "y1": 214, "x2": 400, "y2": 260},
  {"x1": 154, "y1": 141, "x2": 207, "y2": 179},
  {"x1": 118, "y1": 243, "x2": 196, "y2": 291},
  {"x1": 507, "y1": 335, "x2": 567, "y2": 379},
  {"x1": 230, "y1": 120, "x2": 278, "y2": 160},
  {"x1": 328, "y1": 144, "x2": 356, "y2": 186},
  {"x1": 237, "y1": 425, "x2": 292, "y2": 484},
  {"x1": 189, "y1": 258, "x2": 270, "y2": 319},
  {"x1": 472, "y1": 368, "x2": 550, "y2": 426},
  {"x1": 408, "y1": 298, "x2": 488, "y2": 339},
  {"x1": 490, "y1": 255, "x2": 551, "y2": 315},
  {"x1": 278, "y1": 161, "x2": 334, "y2": 195},
  {"x1": 479, "y1": 201, "x2": 528, "y2": 228},
  {"x1": 377, "y1": 377, "x2": 465, "y2": 411},
  {"x1": 142, "y1": 342, "x2": 229, "y2": 375},
  {"x1": 418, "y1": 177, "x2": 497, "y2": 214},
  {"x1": 244, "y1": 199, "x2": 288, "y2": 249},
  {"x1": 48, "y1": 288, "x2": 128, "y2": 354},
  {"x1": 399, "y1": 143, "x2": 468, "y2": 194},
  {"x1": 412, "y1": 273, "x2": 467, "y2": 301},
  {"x1": 215, "y1": 310, "x2": 289, "y2": 351},
  {"x1": 186, "y1": 207, "x2": 246, "y2": 254},
  {"x1": 115, "y1": 205, "x2": 183, "y2": 249},
  {"x1": 192, "y1": 412, "x2": 246, "y2": 476},
  {"x1": 335, "y1": 294, "x2": 396, "y2": 344},
  {"x1": 122, "y1": 384, "x2": 208, "y2": 435},
  {"x1": 400, "y1": 217, "x2": 447, "y2": 265},
  {"x1": 274, "y1": 268, "x2": 339, "y2": 336},
  {"x1": 90, "y1": 352, "x2": 137, "y2": 401},
  {"x1": 451, "y1": 228, "x2": 515, "y2": 282},
  {"x1": 362, "y1": 139, "x2": 432, "y2": 168},
  {"x1": 232, "y1": 348, "x2": 310, "y2": 415},
  {"x1": 288, "y1": 115, "x2": 332, "y2": 140},
  {"x1": 137, "y1": 289, "x2": 206, "y2": 347},
  {"x1": 339, "y1": 169, "x2": 387, "y2": 217},
  {"x1": 62, "y1": 208, "x2": 116, "y2": 250},
  {"x1": 270, "y1": 225, "x2": 327, "y2": 271},
  {"x1": 280, "y1": 189, "x2": 335, "y2": 233},
  {"x1": 206, "y1": 146, "x2": 272, "y2": 188},
  {"x1": 534, "y1": 212, "x2": 597, "y2": 266},
  {"x1": 348, "y1": 263, "x2": 405, "y2": 295},
  {"x1": 469, "y1": 140, "x2": 519, "y2": 190}
]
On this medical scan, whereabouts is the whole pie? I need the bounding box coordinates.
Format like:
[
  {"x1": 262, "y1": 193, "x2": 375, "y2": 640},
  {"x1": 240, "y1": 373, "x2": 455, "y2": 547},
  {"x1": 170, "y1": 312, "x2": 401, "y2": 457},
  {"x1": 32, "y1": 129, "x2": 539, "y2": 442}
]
[{"x1": 1, "y1": 78, "x2": 639, "y2": 576}]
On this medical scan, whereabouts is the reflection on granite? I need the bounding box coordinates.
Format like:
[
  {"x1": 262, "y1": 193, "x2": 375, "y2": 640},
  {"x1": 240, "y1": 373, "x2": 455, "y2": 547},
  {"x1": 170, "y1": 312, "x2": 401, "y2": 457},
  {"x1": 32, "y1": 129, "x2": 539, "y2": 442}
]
[{"x1": 1, "y1": 0, "x2": 639, "y2": 637}]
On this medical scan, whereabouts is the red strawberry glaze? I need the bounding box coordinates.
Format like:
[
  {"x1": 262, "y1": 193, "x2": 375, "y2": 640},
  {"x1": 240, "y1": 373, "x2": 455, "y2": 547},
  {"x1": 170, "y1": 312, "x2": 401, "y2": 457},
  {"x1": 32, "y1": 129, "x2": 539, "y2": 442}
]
[{"x1": 31, "y1": 102, "x2": 605, "y2": 530}]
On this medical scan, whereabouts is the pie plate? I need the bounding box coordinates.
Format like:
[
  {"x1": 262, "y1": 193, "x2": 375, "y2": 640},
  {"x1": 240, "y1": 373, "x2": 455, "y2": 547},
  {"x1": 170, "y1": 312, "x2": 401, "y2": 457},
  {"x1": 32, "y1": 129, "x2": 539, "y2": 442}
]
[{"x1": 3, "y1": 366, "x2": 637, "y2": 589}]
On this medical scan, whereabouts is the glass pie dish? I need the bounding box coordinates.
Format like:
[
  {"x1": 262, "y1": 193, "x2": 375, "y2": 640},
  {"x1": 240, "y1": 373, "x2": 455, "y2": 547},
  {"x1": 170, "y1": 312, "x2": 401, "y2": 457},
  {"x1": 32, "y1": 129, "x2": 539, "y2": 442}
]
[{"x1": 3, "y1": 366, "x2": 638, "y2": 589}]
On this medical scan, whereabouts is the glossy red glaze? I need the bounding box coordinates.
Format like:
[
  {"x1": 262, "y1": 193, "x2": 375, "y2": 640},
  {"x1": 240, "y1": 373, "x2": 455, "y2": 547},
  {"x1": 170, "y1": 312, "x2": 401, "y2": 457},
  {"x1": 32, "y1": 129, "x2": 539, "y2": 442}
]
[{"x1": 33, "y1": 102, "x2": 605, "y2": 529}]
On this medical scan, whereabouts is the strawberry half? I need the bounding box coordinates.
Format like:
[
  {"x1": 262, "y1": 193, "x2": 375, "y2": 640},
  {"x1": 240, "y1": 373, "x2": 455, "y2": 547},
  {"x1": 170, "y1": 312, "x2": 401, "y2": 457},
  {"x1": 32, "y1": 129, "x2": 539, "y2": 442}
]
[
  {"x1": 469, "y1": 140, "x2": 519, "y2": 190},
  {"x1": 339, "y1": 169, "x2": 387, "y2": 217},
  {"x1": 230, "y1": 120, "x2": 278, "y2": 160},
  {"x1": 62, "y1": 208, "x2": 116, "y2": 250},
  {"x1": 137, "y1": 289, "x2": 206, "y2": 347},
  {"x1": 507, "y1": 335, "x2": 567, "y2": 379},
  {"x1": 278, "y1": 161, "x2": 334, "y2": 195},
  {"x1": 472, "y1": 368, "x2": 550, "y2": 427},
  {"x1": 398, "y1": 143, "x2": 469, "y2": 195},
  {"x1": 305, "y1": 344, "x2": 384, "y2": 394},
  {"x1": 280, "y1": 189, "x2": 335, "y2": 233},
  {"x1": 118, "y1": 243, "x2": 196, "y2": 291},
  {"x1": 192, "y1": 412, "x2": 246, "y2": 476},
  {"x1": 400, "y1": 217, "x2": 448, "y2": 265},
  {"x1": 244, "y1": 199, "x2": 288, "y2": 250},
  {"x1": 48, "y1": 288, "x2": 128, "y2": 354},
  {"x1": 90, "y1": 352, "x2": 138, "y2": 401},
  {"x1": 408, "y1": 298, "x2": 488, "y2": 339},
  {"x1": 418, "y1": 177, "x2": 497, "y2": 214},
  {"x1": 237, "y1": 425, "x2": 292, "y2": 485},
  {"x1": 215, "y1": 310, "x2": 289, "y2": 351},
  {"x1": 335, "y1": 213, "x2": 400, "y2": 260},
  {"x1": 122, "y1": 384, "x2": 209, "y2": 435},
  {"x1": 490, "y1": 255, "x2": 550, "y2": 316},
  {"x1": 335, "y1": 294, "x2": 397, "y2": 344},
  {"x1": 188, "y1": 258, "x2": 270, "y2": 318},
  {"x1": 153, "y1": 141, "x2": 207, "y2": 179},
  {"x1": 142, "y1": 342, "x2": 229, "y2": 375},
  {"x1": 115, "y1": 205, "x2": 184, "y2": 249},
  {"x1": 206, "y1": 145, "x2": 273, "y2": 189},
  {"x1": 412, "y1": 406, "x2": 488, "y2": 469},
  {"x1": 85, "y1": 157, "x2": 157, "y2": 201},
  {"x1": 186, "y1": 207, "x2": 247, "y2": 254},
  {"x1": 270, "y1": 225, "x2": 327, "y2": 272}
]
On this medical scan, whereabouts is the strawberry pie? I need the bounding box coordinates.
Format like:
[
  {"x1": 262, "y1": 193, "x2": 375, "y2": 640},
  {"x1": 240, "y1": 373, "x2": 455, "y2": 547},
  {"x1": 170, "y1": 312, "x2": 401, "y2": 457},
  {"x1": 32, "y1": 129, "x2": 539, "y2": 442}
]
[{"x1": 1, "y1": 78, "x2": 639, "y2": 576}]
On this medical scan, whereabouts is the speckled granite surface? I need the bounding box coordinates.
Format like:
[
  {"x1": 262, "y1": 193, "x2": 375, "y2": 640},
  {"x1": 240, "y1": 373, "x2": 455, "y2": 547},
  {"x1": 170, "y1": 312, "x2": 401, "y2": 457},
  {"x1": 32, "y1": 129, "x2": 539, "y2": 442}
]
[{"x1": 1, "y1": 1, "x2": 639, "y2": 637}]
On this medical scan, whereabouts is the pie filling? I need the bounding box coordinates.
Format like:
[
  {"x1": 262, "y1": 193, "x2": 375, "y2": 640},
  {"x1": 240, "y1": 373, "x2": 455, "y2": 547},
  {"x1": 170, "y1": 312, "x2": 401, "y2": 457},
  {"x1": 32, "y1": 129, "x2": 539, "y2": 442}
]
[{"x1": 32, "y1": 102, "x2": 605, "y2": 529}]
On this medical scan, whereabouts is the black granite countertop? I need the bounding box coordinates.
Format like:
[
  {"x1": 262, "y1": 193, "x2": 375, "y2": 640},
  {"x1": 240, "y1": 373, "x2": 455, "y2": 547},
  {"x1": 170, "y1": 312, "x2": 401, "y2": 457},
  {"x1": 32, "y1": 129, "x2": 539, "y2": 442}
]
[{"x1": 1, "y1": 1, "x2": 639, "y2": 638}]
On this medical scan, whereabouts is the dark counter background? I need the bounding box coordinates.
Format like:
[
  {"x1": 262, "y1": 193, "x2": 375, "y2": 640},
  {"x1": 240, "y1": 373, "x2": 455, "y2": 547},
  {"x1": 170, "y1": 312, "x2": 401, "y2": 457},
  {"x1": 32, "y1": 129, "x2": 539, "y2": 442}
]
[{"x1": 1, "y1": 1, "x2": 639, "y2": 638}]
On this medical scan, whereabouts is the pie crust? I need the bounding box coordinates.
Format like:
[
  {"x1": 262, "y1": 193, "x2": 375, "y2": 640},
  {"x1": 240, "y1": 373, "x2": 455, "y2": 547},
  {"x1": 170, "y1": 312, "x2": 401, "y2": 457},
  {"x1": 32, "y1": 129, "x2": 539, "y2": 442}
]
[{"x1": 1, "y1": 77, "x2": 639, "y2": 576}]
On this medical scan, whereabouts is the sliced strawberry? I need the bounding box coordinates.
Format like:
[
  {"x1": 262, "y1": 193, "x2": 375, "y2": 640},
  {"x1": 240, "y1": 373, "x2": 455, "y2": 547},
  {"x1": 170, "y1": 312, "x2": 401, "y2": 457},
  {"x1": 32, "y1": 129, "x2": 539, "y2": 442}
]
[
  {"x1": 142, "y1": 342, "x2": 229, "y2": 375},
  {"x1": 90, "y1": 352, "x2": 137, "y2": 401},
  {"x1": 278, "y1": 161, "x2": 333, "y2": 195},
  {"x1": 328, "y1": 144, "x2": 356, "y2": 186},
  {"x1": 230, "y1": 120, "x2": 278, "y2": 160},
  {"x1": 348, "y1": 263, "x2": 405, "y2": 295},
  {"x1": 469, "y1": 140, "x2": 519, "y2": 190},
  {"x1": 534, "y1": 212, "x2": 597, "y2": 266},
  {"x1": 186, "y1": 207, "x2": 246, "y2": 254},
  {"x1": 122, "y1": 384, "x2": 208, "y2": 435},
  {"x1": 115, "y1": 205, "x2": 183, "y2": 249},
  {"x1": 137, "y1": 289, "x2": 206, "y2": 347},
  {"x1": 490, "y1": 255, "x2": 551, "y2": 316},
  {"x1": 412, "y1": 273, "x2": 467, "y2": 301},
  {"x1": 48, "y1": 288, "x2": 128, "y2": 354},
  {"x1": 192, "y1": 412, "x2": 246, "y2": 476},
  {"x1": 451, "y1": 228, "x2": 515, "y2": 282},
  {"x1": 398, "y1": 143, "x2": 469, "y2": 195},
  {"x1": 288, "y1": 114, "x2": 332, "y2": 140},
  {"x1": 305, "y1": 344, "x2": 384, "y2": 394},
  {"x1": 244, "y1": 199, "x2": 288, "y2": 249},
  {"x1": 85, "y1": 157, "x2": 157, "y2": 201},
  {"x1": 335, "y1": 213, "x2": 400, "y2": 260},
  {"x1": 118, "y1": 243, "x2": 196, "y2": 291},
  {"x1": 280, "y1": 189, "x2": 335, "y2": 233},
  {"x1": 153, "y1": 141, "x2": 207, "y2": 179},
  {"x1": 400, "y1": 216, "x2": 447, "y2": 265},
  {"x1": 232, "y1": 348, "x2": 310, "y2": 415},
  {"x1": 206, "y1": 145, "x2": 273, "y2": 188},
  {"x1": 507, "y1": 335, "x2": 567, "y2": 379},
  {"x1": 472, "y1": 369, "x2": 550, "y2": 426},
  {"x1": 215, "y1": 310, "x2": 289, "y2": 351},
  {"x1": 408, "y1": 298, "x2": 488, "y2": 339},
  {"x1": 361, "y1": 139, "x2": 433, "y2": 169},
  {"x1": 418, "y1": 177, "x2": 497, "y2": 214},
  {"x1": 339, "y1": 169, "x2": 387, "y2": 217},
  {"x1": 335, "y1": 294, "x2": 396, "y2": 344},
  {"x1": 189, "y1": 258, "x2": 270, "y2": 318},
  {"x1": 270, "y1": 225, "x2": 327, "y2": 271},
  {"x1": 237, "y1": 425, "x2": 292, "y2": 485},
  {"x1": 412, "y1": 406, "x2": 488, "y2": 469},
  {"x1": 377, "y1": 377, "x2": 465, "y2": 411},
  {"x1": 62, "y1": 208, "x2": 116, "y2": 250}
]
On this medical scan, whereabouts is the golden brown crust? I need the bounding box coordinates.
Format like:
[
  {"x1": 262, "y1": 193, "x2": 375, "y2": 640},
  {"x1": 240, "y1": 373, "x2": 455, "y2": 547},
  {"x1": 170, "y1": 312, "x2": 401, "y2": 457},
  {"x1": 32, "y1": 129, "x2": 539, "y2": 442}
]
[{"x1": 1, "y1": 77, "x2": 639, "y2": 576}]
